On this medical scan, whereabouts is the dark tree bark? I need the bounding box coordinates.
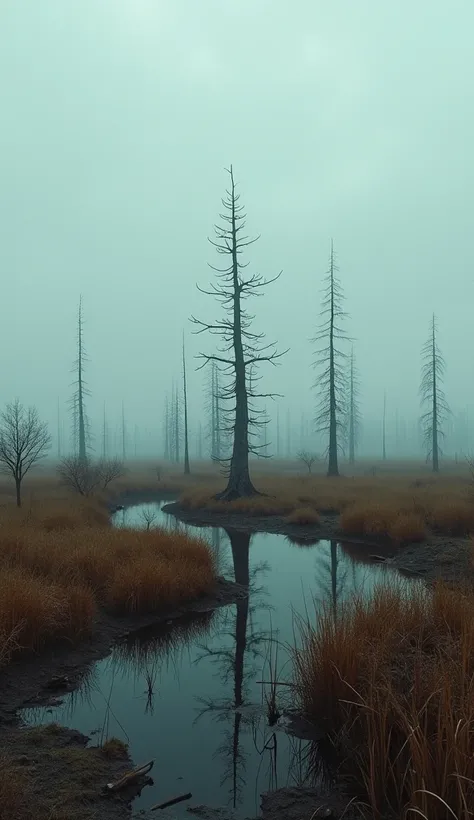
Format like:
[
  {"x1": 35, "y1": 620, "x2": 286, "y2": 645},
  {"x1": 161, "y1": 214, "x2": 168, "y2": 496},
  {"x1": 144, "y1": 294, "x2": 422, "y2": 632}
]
[
  {"x1": 121, "y1": 401, "x2": 126, "y2": 461},
  {"x1": 312, "y1": 241, "x2": 349, "y2": 477},
  {"x1": 420, "y1": 314, "x2": 449, "y2": 472},
  {"x1": 382, "y1": 390, "x2": 387, "y2": 461},
  {"x1": 182, "y1": 334, "x2": 190, "y2": 475},
  {"x1": 191, "y1": 166, "x2": 286, "y2": 500},
  {"x1": 164, "y1": 397, "x2": 170, "y2": 461}
]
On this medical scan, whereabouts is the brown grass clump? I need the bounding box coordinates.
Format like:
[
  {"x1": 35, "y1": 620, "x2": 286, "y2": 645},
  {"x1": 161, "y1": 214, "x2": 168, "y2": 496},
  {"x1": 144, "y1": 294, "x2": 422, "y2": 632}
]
[
  {"x1": 100, "y1": 737, "x2": 128, "y2": 759},
  {"x1": 387, "y1": 511, "x2": 426, "y2": 543},
  {"x1": 428, "y1": 500, "x2": 474, "y2": 535},
  {"x1": 293, "y1": 581, "x2": 474, "y2": 818},
  {"x1": 286, "y1": 507, "x2": 321, "y2": 526}
]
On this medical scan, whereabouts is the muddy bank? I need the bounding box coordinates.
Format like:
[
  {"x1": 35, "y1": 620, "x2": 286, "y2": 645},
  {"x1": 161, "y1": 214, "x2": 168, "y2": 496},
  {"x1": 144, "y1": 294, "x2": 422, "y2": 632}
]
[
  {"x1": 0, "y1": 723, "x2": 140, "y2": 820},
  {"x1": 163, "y1": 502, "x2": 474, "y2": 585},
  {"x1": 0, "y1": 576, "x2": 246, "y2": 724}
]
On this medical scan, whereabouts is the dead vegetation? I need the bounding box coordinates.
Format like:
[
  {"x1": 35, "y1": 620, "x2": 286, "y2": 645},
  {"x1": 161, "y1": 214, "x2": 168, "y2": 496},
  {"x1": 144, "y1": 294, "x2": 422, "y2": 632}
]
[
  {"x1": 293, "y1": 581, "x2": 474, "y2": 819},
  {"x1": 177, "y1": 466, "x2": 474, "y2": 542},
  {"x1": 0, "y1": 494, "x2": 215, "y2": 667},
  {"x1": 0, "y1": 724, "x2": 131, "y2": 820}
]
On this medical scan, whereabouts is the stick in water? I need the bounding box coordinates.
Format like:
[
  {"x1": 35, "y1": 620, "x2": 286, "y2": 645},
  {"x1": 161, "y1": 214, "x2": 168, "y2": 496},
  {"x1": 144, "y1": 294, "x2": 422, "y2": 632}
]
[{"x1": 151, "y1": 791, "x2": 192, "y2": 811}]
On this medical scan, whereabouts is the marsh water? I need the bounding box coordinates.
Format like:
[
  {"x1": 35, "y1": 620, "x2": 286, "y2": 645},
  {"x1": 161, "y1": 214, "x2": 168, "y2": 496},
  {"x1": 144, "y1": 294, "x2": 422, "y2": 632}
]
[{"x1": 24, "y1": 502, "x2": 406, "y2": 817}]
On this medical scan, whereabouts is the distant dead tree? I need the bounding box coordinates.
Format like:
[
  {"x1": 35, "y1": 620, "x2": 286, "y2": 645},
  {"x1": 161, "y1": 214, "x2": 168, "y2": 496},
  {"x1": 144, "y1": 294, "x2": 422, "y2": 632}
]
[
  {"x1": 312, "y1": 241, "x2": 349, "y2": 477},
  {"x1": 0, "y1": 400, "x2": 51, "y2": 506},
  {"x1": 346, "y1": 346, "x2": 361, "y2": 465},
  {"x1": 139, "y1": 507, "x2": 159, "y2": 531},
  {"x1": 69, "y1": 295, "x2": 91, "y2": 460},
  {"x1": 297, "y1": 450, "x2": 318, "y2": 474},
  {"x1": 191, "y1": 165, "x2": 287, "y2": 500},
  {"x1": 382, "y1": 390, "x2": 387, "y2": 461},
  {"x1": 182, "y1": 333, "x2": 190, "y2": 474},
  {"x1": 420, "y1": 314, "x2": 449, "y2": 472},
  {"x1": 58, "y1": 455, "x2": 124, "y2": 496}
]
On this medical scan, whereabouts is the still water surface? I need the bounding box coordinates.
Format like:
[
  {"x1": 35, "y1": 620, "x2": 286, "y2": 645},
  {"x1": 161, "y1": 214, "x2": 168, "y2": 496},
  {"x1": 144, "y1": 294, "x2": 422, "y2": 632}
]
[{"x1": 24, "y1": 502, "x2": 404, "y2": 817}]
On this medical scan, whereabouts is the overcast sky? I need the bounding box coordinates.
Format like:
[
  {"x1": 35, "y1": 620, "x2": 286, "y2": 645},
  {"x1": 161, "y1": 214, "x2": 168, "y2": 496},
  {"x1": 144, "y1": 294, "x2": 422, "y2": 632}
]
[{"x1": 1, "y1": 1, "x2": 473, "y2": 455}]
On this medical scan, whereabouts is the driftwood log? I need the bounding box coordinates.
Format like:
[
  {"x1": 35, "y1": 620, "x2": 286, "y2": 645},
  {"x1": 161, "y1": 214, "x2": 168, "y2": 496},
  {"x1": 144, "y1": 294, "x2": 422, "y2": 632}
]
[{"x1": 105, "y1": 760, "x2": 154, "y2": 792}]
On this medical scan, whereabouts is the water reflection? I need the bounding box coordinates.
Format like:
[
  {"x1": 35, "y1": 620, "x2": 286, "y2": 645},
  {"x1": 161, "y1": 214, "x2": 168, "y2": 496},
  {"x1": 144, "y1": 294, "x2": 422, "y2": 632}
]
[{"x1": 23, "y1": 504, "x2": 405, "y2": 817}]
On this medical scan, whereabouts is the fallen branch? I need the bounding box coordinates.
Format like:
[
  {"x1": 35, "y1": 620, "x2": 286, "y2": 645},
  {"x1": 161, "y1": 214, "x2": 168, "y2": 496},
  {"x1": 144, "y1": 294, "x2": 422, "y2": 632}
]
[
  {"x1": 151, "y1": 791, "x2": 192, "y2": 810},
  {"x1": 106, "y1": 760, "x2": 154, "y2": 792}
]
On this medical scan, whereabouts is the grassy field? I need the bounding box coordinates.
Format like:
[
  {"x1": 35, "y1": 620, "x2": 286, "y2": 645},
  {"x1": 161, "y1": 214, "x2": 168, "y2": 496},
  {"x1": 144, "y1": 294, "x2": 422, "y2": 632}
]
[{"x1": 292, "y1": 581, "x2": 474, "y2": 819}]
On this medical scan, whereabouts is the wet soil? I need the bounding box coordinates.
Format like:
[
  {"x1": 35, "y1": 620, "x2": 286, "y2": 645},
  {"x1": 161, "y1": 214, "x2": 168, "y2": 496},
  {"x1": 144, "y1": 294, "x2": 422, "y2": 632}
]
[{"x1": 163, "y1": 502, "x2": 474, "y2": 586}]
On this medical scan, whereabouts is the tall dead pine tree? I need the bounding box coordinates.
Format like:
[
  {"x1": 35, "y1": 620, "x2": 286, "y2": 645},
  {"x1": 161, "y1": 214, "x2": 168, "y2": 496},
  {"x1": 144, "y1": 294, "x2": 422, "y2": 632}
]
[
  {"x1": 182, "y1": 334, "x2": 190, "y2": 474},
  {"x1": 312, "y1": 241, "x2": 348, "y2": 477},
  {"x1": 420, "y1": 314, "x2": 449, "y2": 472},
  {"x1": 70, "y1": 296, "x2": 90, "y2": 460},
  {"x1": 191, "y1": 166, "x2": 286, "y2": 500},
  {"x1": 347, "y1": 346, "x2": 361, "y2": 464}
]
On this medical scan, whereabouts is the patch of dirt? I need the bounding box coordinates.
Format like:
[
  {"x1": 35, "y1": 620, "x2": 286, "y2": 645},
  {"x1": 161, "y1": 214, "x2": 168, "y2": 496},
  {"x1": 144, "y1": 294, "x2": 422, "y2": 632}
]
[
  {"x1": 0, "y1": 723, "x2": 141, "y2": 820},
  {"x1": 260, "y1": 786, "x2": 362, "y2": 820},
  {"x1": 164, "y1": 502, "x2": 474, "y2": 586}
]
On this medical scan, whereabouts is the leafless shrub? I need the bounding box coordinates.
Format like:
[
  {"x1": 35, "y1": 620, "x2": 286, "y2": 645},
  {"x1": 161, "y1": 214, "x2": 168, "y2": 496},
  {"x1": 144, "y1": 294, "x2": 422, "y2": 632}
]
[
  {"x1": 297, "y1": 450, "x2": 319, "y2": 474},
  {"x1": 58, "y1": 456, "x2": 125, "y2": 496}
]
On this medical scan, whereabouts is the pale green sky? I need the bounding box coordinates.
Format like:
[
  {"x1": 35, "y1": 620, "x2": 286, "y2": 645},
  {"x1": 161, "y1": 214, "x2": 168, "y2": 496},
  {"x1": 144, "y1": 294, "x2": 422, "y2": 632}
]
[{"x1": 1, "y1": 1, "x2": 473, "y2": 455}]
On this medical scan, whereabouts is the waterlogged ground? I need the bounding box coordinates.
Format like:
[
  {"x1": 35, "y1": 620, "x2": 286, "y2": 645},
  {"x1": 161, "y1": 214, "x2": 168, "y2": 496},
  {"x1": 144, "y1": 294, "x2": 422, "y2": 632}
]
[{"x1": 24, "y1": 503, "x2": 407, "y2": 818}]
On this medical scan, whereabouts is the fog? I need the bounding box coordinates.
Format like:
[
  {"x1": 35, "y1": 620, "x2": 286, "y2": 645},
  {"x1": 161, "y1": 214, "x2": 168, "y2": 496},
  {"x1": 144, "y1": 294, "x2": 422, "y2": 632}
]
[{"x1": 1, "y1": 1, "x2": 473, "y2": 461}]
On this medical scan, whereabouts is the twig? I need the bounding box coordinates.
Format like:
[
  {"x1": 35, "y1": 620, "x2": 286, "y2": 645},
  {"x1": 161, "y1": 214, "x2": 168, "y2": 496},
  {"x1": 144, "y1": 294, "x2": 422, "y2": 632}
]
[
  {"x1": 150, "y1": 791, "x2": 192, "y2": 810},
  {"x1": 106, "y1": 760, "x2": 154, "y2": 792}
]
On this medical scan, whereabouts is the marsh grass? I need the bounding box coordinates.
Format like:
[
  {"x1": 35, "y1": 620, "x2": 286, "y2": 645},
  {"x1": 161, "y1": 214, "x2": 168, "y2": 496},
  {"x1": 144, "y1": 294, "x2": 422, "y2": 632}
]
[
  {"x1": 293, "y1": 581, "x2": 474, "y2": 819},
  {"x1": 0, "y1": 500, "x2": 216, "y2": 664}
]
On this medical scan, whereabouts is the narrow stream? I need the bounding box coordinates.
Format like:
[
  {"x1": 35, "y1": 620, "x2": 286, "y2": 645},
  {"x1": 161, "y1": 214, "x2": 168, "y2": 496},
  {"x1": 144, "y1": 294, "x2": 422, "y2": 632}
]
[{"x1": 23, "y1": 502, "x2": 412, "y2": 817}]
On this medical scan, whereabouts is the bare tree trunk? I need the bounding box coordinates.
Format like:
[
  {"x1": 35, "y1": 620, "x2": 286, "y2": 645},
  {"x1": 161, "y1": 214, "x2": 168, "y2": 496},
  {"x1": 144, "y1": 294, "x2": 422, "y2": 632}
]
[
  {"x1": 327, "y1": 246, "x2": 339, "y2": 477},
  {"x1": 77, "y1": 297, "x2": 87, "y2": 461},
  {"x1": 432, "y1": 324, "x2": 439, "y2": 472},
  {"x1": 164, "y1": 397, "x2": 170, "y2": 461},
  {"x1": 276, "y1": 405, "x2": 280, "y2": 457},
  {"x1": 121, "y1": 401, "x2": 126, "y2": 461},
  {"x1": 382, "y1": 390, "x2": 387, "y2": 461},
  {"x1": 215, "y1": 366, "x2": 221, "y2": 459},
  {"x1": 349, "y1": 357, "x2": 355, "y2": 465},
  {"x1": 174, "y1": 387, "x2": 180, "y2": 464},
  {"x1": 286, "y1": 408, "x2": 291, "y2": 457},
  {"x1": 15, "y1": 477, "x2": 21, "y2": 507},
  {"x1": 182, "y1": 335, "x2": 190, "y2": 475}
]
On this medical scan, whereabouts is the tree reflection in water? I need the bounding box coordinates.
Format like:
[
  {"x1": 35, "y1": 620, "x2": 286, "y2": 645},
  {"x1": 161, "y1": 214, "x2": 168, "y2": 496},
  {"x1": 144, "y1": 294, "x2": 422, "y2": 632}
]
[{"x1": 194, "y1": 528, "x2": 333, "y2": 810}]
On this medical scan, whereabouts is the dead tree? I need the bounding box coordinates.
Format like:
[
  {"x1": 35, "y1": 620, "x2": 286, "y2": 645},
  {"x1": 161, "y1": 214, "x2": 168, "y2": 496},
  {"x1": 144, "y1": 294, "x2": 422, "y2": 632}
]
[
  {"x1": 346, "y1": 346, "x2": 361, "y2": 464},
  {"x1": 69, "y1": 296, "x2": 91, "y2": 460},
  {"x1": 420, "y1": 314, "x2": 449, "y2": 472},
  {"x1": 312, "y1": 241, "x2": 349, "y2": 477},
  {"x1": 121, "y1": 401, "x2": 127, "y2": 461},
  {"x1": 0, "y1": 400, "x2": 51, "y2": 506},
  {"x1": 191, "y1": 166, "x2": 286, "y2": 500},
  {"x1": 382, "y1": 390, "x2": 387, "y2": 461},
  {"x1": 182, "y1": 334, "x2": 190, "y2": 474},
  {"x1": 297, "y1": 450, "x2": 318, "y2": 474},
  {"x1": 163, "y1": 397, "x2": 170, "y2": 461}
]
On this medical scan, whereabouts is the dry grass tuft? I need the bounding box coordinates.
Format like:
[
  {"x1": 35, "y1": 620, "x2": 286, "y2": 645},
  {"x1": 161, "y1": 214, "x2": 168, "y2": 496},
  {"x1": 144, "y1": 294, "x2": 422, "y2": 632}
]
[
  {"x1": 286, "y1": 507, "x2": 321, "y2": 526},
  {"x1": 428, "y1": 500, "x2": 474, "y2": 535},
  {"x1": 293, "y1": 581, "x2": 474, "y2": 818},
  {"x1": 100, "y1": 737, "x2": 128, "y2": 759}
]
